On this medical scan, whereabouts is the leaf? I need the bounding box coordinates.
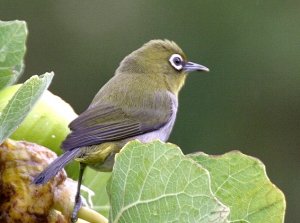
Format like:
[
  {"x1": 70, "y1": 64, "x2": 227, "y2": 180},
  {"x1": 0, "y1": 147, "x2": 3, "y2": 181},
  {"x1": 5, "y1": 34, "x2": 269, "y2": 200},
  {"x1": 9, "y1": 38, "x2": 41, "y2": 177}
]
[
  {"x1": 188, "y1": 151, "x2": 286, "y2": 223},
  {"x1": 0, "y1": 72, "x2": 54, "y2": 143},
  {"x1": 0, "y1": 20, "x2": 27, "y2": 90},
  {"x1": 108, "y1": 140, "x2": 229, "y2": 223}
]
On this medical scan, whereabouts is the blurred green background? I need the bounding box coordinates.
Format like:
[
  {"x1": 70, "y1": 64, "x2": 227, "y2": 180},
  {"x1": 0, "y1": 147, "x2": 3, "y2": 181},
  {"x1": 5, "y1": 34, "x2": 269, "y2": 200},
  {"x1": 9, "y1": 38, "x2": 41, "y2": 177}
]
[{"x1": 1, "y1": 1, "x2": 299, "y2": 222}]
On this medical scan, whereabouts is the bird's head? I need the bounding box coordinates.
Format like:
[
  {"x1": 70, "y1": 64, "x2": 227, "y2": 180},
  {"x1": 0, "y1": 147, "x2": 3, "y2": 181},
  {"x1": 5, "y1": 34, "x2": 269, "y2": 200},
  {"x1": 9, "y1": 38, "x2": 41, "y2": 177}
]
[{"x1": 116, "y1": 39, "x2": 209, "y2": 95}]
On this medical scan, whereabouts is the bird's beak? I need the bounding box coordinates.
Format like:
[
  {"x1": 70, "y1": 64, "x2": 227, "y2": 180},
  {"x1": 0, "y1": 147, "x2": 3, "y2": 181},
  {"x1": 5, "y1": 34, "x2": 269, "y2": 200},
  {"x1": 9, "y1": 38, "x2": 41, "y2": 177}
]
[{"x1": 183, "y1": 61, "x2": 209, "y2": 72}]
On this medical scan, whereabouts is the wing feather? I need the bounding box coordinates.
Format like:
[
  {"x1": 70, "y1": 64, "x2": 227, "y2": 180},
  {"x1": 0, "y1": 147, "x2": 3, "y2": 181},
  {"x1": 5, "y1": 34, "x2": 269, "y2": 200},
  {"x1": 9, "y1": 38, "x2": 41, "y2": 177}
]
[{"x1": 62, "y1": 94, "x2": 173, "y2": 151}]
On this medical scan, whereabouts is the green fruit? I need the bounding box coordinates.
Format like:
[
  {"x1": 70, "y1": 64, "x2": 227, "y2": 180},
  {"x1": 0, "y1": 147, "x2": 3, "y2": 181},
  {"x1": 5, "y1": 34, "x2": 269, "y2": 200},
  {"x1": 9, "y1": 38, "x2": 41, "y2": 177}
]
[{"x1": 0, "y1": 84, "x2": 77, "y2": 154}]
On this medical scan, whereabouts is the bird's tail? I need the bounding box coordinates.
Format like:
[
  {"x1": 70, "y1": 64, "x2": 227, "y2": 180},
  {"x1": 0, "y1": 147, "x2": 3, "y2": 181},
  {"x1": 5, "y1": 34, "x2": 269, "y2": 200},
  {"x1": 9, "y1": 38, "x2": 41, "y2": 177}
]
[{"x1": 33, "y1": 148, "x2": 81, "y2": 185}]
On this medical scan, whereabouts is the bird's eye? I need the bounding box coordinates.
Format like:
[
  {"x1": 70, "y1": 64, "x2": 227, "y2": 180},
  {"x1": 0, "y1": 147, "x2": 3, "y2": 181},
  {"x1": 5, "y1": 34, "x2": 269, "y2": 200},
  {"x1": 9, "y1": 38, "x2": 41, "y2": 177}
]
[{"x1": 169, "y1": 54, "x2": 183, "y2": 71}]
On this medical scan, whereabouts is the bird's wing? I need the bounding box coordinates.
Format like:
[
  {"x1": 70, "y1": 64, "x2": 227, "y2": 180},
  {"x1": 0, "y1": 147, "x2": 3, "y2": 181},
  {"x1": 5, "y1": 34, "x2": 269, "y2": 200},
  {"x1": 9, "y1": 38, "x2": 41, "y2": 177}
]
[{"x1": 62, "y1": 94, "x2": 173, "y2": 151}]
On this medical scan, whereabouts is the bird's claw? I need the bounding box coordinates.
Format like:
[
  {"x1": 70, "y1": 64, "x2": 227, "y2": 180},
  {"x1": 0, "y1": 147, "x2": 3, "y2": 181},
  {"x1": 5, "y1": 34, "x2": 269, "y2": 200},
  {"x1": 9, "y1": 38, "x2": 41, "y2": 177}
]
[{"x1": 71, "y1": 195, "x2": 82, "y2": 223}]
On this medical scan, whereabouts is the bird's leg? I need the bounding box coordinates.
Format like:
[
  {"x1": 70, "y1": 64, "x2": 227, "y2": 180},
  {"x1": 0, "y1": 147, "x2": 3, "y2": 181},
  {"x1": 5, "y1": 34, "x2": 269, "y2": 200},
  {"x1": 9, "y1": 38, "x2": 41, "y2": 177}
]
[{"x1": 71, "y1": 162, "x2": 87, "y2": 223}]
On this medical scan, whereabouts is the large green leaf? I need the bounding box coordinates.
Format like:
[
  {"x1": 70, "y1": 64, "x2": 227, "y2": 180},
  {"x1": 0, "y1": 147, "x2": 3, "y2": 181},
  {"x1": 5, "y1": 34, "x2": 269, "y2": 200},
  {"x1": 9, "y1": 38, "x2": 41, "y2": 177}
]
[
  {"x1": 189, "y1": 151, "x2": 286, "y2": 223},
  {"x1": 0, "y1": 20, "x2": 27, "y2": 90},
  {"x1": 0, "y1": 84, "x2": 77, "y2": 154},
  {"x1": 108, "y1": 140, "x2": 229, "y2": 223},
  {"x1": 0, "y1": 72, "x2": 54, "y2": 143}
]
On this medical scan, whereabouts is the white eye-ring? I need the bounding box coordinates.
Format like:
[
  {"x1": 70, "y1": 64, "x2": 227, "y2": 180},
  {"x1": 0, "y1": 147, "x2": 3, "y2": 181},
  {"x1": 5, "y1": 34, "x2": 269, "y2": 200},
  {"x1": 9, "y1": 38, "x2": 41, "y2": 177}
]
[{"x1": 169, "y1": 54, "x2": 183, "y2": 71}]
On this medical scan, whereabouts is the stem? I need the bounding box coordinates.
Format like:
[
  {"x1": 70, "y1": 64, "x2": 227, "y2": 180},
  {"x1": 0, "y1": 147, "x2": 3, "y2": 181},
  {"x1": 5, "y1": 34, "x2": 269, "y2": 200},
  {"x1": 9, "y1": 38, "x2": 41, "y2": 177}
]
[
  {"x1": 54, "y1": 202, "x2": 108, "y2": 223},
  {"x1": 77, "y1": 206, "x2": 108, "y2": 223}
]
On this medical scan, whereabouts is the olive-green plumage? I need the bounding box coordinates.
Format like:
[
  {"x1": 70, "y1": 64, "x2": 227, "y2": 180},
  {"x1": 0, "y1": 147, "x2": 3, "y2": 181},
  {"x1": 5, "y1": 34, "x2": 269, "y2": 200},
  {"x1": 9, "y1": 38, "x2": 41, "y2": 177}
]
[{"x1": 33, "y1": 39, "x2": 209, "y2": 221}]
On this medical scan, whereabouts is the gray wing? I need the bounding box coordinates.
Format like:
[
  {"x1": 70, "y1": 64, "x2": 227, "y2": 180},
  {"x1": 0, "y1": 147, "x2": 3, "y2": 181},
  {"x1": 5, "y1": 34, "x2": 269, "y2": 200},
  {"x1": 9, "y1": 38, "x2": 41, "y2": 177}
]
[{"x1": 62, "y1": 99, "x2": 172, "y2": 151}]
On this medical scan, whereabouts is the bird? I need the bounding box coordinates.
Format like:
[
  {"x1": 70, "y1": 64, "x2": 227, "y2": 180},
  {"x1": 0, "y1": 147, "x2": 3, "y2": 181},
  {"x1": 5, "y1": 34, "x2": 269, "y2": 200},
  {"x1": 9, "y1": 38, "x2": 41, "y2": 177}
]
[{"x1": 33, "y1": 39, "x2": 209, "y2": 222}]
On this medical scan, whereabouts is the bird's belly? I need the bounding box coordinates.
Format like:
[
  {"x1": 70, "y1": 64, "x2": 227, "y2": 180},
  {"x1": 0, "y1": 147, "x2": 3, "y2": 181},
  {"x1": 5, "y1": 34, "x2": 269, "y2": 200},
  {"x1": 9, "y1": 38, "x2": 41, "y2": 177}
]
[
  {"x1": 135, "y1": 122, "x2": 174, "y2": 143},
  {"x1": 79, "y1": 111, "x2": 176, "y2": 171}
]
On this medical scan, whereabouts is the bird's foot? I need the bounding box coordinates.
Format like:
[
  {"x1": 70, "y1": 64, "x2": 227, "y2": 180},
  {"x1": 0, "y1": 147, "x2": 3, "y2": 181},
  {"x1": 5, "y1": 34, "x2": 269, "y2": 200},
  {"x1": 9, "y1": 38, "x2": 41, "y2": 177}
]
[{"x1": 71, "y1": 195, "x2": 82, "y2": 223}]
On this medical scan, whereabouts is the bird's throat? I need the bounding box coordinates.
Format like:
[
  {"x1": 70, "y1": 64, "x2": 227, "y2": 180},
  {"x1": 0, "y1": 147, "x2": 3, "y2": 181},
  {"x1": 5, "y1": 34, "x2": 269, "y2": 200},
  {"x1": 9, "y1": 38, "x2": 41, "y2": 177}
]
[{"x1": 164, "y1": 73, "x2": 187, "y2": 96}]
